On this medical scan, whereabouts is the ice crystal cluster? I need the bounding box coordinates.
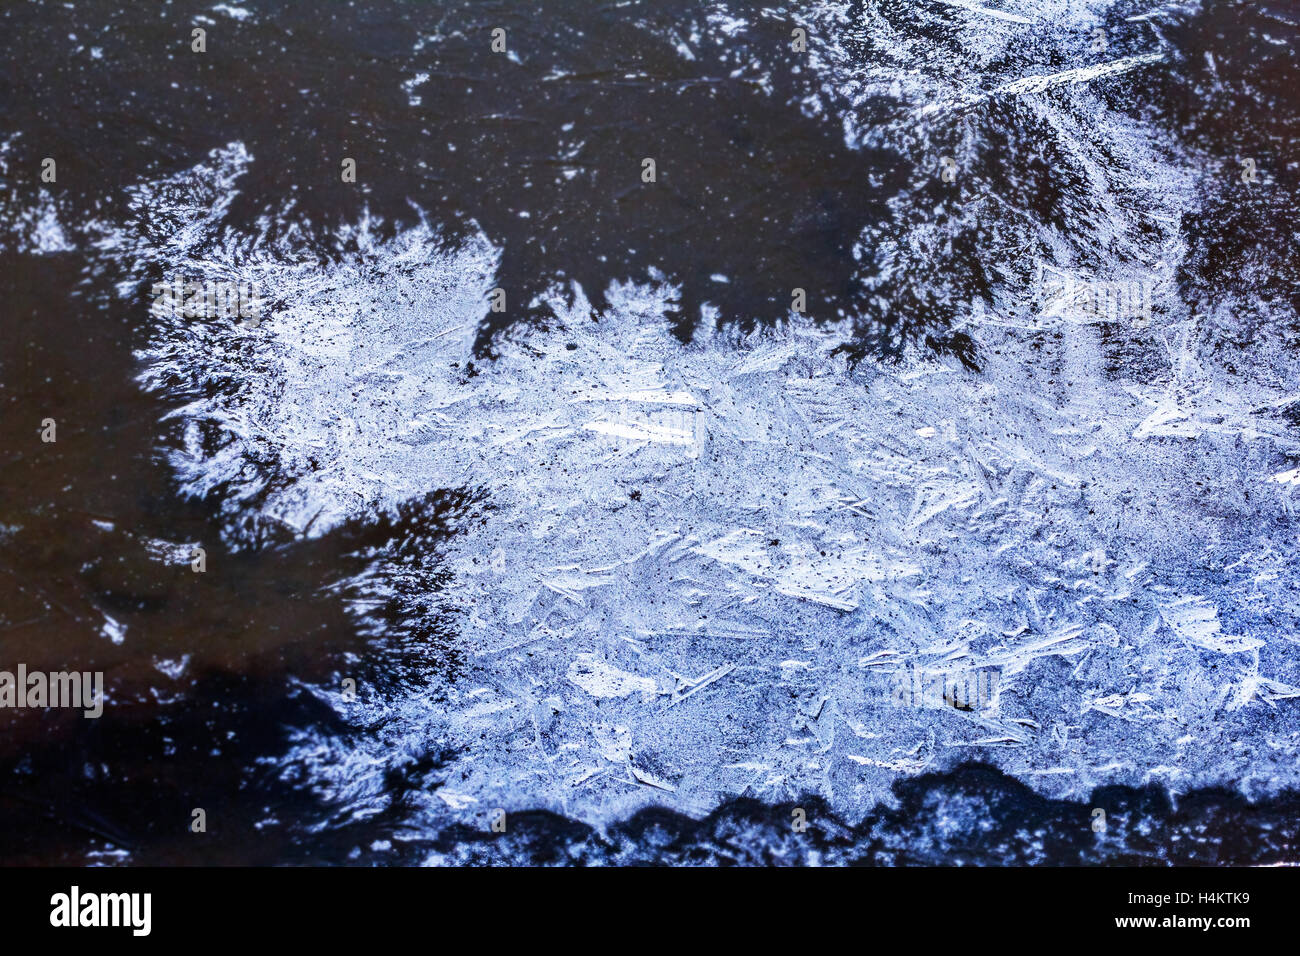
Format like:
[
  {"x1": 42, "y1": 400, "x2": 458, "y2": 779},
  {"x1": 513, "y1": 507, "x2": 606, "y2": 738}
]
[{"x1": 48, "y1": 0, "x2": 1300, "y2": 840}]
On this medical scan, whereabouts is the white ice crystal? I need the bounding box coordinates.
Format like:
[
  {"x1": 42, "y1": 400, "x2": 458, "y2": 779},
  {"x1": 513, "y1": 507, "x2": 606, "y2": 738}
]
[{"x1": 73, "y1": 0, "x2": 1300, "y2": 832}]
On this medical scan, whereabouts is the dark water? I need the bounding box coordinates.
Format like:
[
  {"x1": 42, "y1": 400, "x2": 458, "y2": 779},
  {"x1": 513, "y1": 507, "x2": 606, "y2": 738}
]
[{"x1": 1, "y1": 0, "x2": 1298, "y2": 865}]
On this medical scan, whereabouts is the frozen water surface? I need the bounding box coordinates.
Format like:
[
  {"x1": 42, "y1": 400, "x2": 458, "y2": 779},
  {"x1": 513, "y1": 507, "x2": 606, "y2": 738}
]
[{"x1": 3, "y1": 0, "x2": 1298, "y2": 860}]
